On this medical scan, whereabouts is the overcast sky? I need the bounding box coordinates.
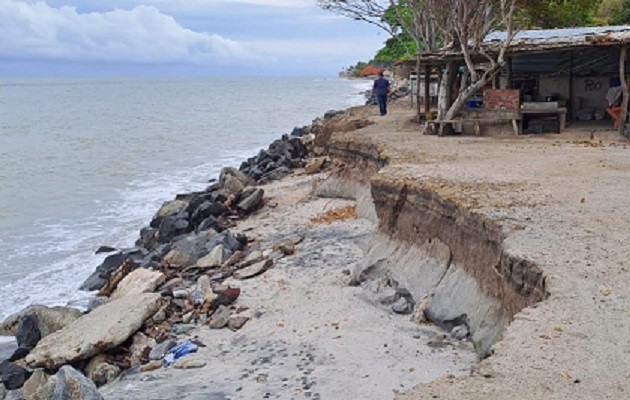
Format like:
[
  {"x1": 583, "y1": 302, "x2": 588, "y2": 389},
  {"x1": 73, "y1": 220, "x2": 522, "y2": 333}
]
[{"x1": 0, "y1": 0, "x2": 386, "y2": 76}]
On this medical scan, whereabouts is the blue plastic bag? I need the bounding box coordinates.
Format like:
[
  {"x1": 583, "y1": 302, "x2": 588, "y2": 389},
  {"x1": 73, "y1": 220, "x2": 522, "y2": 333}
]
[{"x1": 162, "y1": 340, "x2": 198, "y2": 366}]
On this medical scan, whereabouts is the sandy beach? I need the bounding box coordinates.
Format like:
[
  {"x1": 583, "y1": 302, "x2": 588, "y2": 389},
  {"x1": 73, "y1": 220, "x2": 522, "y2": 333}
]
[{"x1": 100, "y1": 171, "x2": 476, "y2": 400}]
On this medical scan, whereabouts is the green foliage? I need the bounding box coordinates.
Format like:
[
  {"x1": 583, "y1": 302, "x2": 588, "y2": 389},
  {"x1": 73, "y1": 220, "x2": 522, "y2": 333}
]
[
  {"x1": 516, "y1": 0, "x2": 602, "y2": 28},
  {"x1": 608, "y1": 0, "x2": 630, "y2": 24},
  {"x1": 344, "y1": 61, "x2": 369, "y2": 77},
  {"x1": 372, "y1": 32, "x2": 417, "y2": 66}
]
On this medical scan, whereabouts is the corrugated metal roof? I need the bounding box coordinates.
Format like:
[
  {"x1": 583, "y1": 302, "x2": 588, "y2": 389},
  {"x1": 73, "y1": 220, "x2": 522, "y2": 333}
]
[{"x1": 486, "y1": 25, "x2": 630, "y2": 42}]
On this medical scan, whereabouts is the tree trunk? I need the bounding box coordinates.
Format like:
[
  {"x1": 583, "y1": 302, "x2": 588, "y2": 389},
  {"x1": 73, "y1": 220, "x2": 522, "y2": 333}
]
[
  {"x1": 619, "y1": 46, "x2": 629, "y2": 136},
  {"x1": 443, "y1": 67, "x2": 500, "y2": 122},
  {"x1": 437, "y1": 62, "x2": 455, "y2": 120}
]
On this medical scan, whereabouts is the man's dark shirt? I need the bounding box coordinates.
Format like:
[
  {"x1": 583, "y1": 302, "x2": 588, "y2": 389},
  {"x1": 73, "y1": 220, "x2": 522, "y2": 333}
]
[{"x1": 373, "y1": 77, "x2": 390, "y2": 96}]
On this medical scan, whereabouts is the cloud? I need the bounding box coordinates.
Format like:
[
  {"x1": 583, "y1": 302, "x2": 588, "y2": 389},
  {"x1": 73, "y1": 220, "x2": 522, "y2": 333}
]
[{"x1": 0, "y1": 0, "x2": 258, "y2": 64}]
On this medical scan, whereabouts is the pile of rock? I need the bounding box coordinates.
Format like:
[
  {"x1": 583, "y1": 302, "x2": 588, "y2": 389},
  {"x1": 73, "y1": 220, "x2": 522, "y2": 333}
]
[
  {"x1": 0, "y1": 107, "x2": 347, "y2": 399},
  {"x1": 0, "y1": 166, "x2": 280, "y2": 399},
  {"x1": 238, "y1": 110, "x2": 345, "y2": 184},
  {"x1": 365, "y1": 79, "x2": 411, "y2": 106}
]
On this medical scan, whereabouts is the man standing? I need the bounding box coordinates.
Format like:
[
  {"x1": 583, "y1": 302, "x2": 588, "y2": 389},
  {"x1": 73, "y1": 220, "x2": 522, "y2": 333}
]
[{"x1": 373, "y1": 71, "x2": 390, "y2": 116}]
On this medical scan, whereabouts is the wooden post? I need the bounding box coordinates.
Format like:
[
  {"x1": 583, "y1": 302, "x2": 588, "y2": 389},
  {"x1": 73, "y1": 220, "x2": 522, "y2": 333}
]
[
  {"x1": 569, "y1": 50, "x2": 574, "y2": 120},
  {"x1": 506, "y1": 56, "x2": 513, "y2": 89},
  {"x1": 424, "y1": 65, "x2": 430, "y2": 117},
  {"x1": 619, "y1": 46, "x2": 629, "y2": 136}
]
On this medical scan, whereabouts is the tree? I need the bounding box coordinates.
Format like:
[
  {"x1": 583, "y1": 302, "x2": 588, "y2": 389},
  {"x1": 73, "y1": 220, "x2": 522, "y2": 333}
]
[
  {"x1": 609, "y1": 0, "x2": 630, "y2": 24},
  {"x1": 516, "y1": 0, "x2": 601, "y2": 28},
  {"x1": 319, "y1": 0, "x2": 518, "y2": 128}
]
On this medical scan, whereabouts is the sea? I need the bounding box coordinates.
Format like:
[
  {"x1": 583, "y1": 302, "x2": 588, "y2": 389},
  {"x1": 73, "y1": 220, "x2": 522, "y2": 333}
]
[{"x1": 0, "y1": 77, "x2": 372, "y2": 327}]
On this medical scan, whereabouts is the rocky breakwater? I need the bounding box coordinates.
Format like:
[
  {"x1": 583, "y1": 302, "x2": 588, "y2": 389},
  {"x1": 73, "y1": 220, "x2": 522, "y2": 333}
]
[{"x1": 0, "y1": 110, "x2": 355, "y2": 400}]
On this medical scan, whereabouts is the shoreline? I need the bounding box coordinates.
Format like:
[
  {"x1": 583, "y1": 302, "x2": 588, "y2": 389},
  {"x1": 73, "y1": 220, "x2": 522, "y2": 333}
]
[
  {"x1": 4, "y1": 87, "x2": 628, "y2": 399},
  {"x1": 1, "y1": 94, "x2": 479, "y2": 399}
]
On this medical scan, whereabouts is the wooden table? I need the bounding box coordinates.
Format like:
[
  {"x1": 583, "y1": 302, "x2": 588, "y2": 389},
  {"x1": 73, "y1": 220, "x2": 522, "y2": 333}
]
[{"x1": 520, "y1": 107, "x2": 567, "y2": 133}]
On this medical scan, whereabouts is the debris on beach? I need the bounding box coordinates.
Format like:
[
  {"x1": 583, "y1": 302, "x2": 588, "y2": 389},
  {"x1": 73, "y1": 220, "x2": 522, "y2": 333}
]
[{"x1": 310, "y1": 205, "x2": 357, "y2": 224}]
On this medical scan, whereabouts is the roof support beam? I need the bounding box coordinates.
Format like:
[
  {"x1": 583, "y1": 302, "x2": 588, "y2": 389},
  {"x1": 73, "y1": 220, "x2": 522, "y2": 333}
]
[{"x1": 619, "y1": 45, "x2": 629, "y2": 136}]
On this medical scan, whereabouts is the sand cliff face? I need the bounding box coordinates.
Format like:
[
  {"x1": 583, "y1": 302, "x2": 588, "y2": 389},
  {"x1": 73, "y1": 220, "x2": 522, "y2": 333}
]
[{"x1": 321, "y1": 137, "x2": 548, "y2": 357}]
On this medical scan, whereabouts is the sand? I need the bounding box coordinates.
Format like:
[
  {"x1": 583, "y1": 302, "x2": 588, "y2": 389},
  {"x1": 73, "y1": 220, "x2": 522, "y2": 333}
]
[
  {"x1": 100, "y1": 172, "x2": 476, "y2": 400},
  {"x1": 323, "y1": 103, "x2": 630, "y2": 400}
]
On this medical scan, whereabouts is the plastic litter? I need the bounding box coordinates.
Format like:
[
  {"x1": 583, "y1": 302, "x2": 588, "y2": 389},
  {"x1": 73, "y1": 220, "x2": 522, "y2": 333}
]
[{"x1": 162, "y1": 340, "x2": 198, "y2": 366}]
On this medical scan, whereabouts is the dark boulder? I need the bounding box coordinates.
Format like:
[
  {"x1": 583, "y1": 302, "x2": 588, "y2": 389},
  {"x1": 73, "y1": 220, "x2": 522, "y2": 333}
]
[
  {"x1": 197, "y1": 217, "x2": 221, "y2": 233},
  {"x1": 80, "y1": 248, "x2": 148, "y2": 291},
  {"x1": 8, "y1": 347, "x2": 30, "y2": 362},
  {"x1": 203, "y1": 232, "x2": 242, "y2": 256},
  {"x1": 135, "y1": 227, "x2": 157, "y2": 250},
  {"x1": 15, "y1": 314, "x2": 40, "y2": 350},
  {"x1": 0, "y1": 361, "x2": 30, "y2": 390},
  {"x1": 94, "y1": 246, "x2": 116, "y2": 255},
  {"x1": 290, "y1": 126, "x2": 309, "y2": 137}
]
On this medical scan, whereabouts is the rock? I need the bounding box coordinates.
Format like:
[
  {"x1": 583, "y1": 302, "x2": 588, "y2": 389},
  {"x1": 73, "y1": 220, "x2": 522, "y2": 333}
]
[
  {"x1": 221, "y1": 174, "x2": 245, "y2": 196},
  {"x1": 0, "y1": 361, "x2": 30, "y2": 390},
  {"x1": 196, "y1": 275, "x2": 212, "y2": 295},
  {"x1": 0, "y1": 386, "x2": 5, "y2": 400},
  {"x1": 172, "y1": 289, "x2": 190, "y2": 299},
  {"x1": 22, "y1": 369, "x2": 48, "y2": 400},
  {"x1": 95, "y1": 246, "x2": 116, "y2": 255},
  {"x1": 195, "y1": 245, "x2": 225, "y2": 269},
  {"x1": 156, "y1": 216, "x2": 188, "y2": 243},
  {"x1": 236, "y1": 188, "x2": 264, "y2": 214},
  {"x1": 163, "y1": 250, "x2": 192, "y2": 267},
  {"x1": 174, "y1": 358, "x2": 207, "y2": 369},
  {"x1": 8, "y1": 347, "x2": 30, "y2": 362},
  {"x1": 234, "y1": 259, "x2": 273, "y2": 280},
  {"x1": 0, "y1": 306, "x2": 82, "y2": 339},
  {"x1": 80, "y1": 248, "x2": 148, "y2": 291},
  {"x1": 148, "y1": 340, "x2": 176, "y2": 361},
  {"x1": 241, "y1": 251, "x2": 263, "y2": 266},
  {"x1": 378, "y1": 287, "x2": 398, "y2": 306},
  {"x1": 410, "y1": 295, "x2": 429, "y2": 324},
  {"x1": 451, "y1": 325, "x2": 469, "y2": 341},
  {"x1": 219, "y1": 167, "x2": 249, "y2": 188},
  {"x1": 110, "y1": 268, "x2": 165, "y2": 300},
  {"x1": 26, "y1": 294, "x2": 161, "y2": 369},
  {"x1": 208, "y1": 306, "x2": 231, "y2": 329},
  {"x1": 52, "y1": 365, "x2": 103, "y2": 400},
  {"x1": 196, "y1": 217, "x2": 220, "y2": 233},
  {"x1": 392, "y1": 298, "x2": 413, "y2": 315},
  {"x1": 86, "y1": 297, "x2": 110, "y2": 313},
  {"x1": 129, "y1": 333, "x2": 156, "y2": 360},
  {"x1": 304, "y1": 157, "x2": 327, "y2": 174},
  {"x1": 151, "y1": 309, "x2": 166, "y2": 324},
  {"x1": 209, "y1": 287, "x2": 240, "y2": 310},
  {"x1": 4, "y1": 389, "x2": 22, "y2": 400},
  {"x1": 227, "y1": 316, "x2": 250, "y2": 331},
  {"x1": 151, "y1": 200, "x2": 188, "y2": 228},
  {"x1": 15, "y1": 314, "x2": 41, "y2": 350},
  {"x1": 273, "y1": 240, "x2": 295, "y2": 256},
  {"x1": 140, "y1": 360, "x2": 162, "y2": 373},
  {"x1": 136, "y1": 227, "x2": 157, "y2": 250},
  {"x1": 171, "y1": 324, "x2": 195, "y2": 336},
  {"x1": 169, "y1": 230, "x2": 218, "y2": 266},
  {"x1": 84, "y1": 355, "x2": 121, "y2": 387}
]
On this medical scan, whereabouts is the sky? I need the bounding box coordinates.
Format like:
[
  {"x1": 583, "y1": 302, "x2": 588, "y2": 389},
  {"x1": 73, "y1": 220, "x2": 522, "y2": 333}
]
[{"x1": 0, "y1": 0, "x2": 387, "y2": 76}]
